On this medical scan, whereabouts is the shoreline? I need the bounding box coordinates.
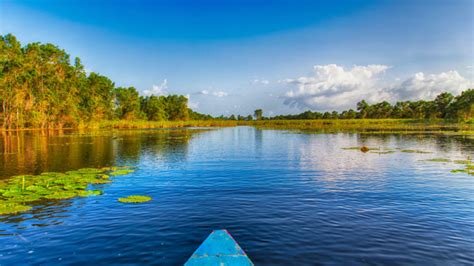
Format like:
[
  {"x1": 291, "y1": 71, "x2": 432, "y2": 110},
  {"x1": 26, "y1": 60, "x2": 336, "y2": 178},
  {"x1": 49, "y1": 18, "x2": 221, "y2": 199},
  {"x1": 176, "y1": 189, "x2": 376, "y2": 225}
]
[{"x1": 1, "y1": 119, "x2": 472, "y2": 134}]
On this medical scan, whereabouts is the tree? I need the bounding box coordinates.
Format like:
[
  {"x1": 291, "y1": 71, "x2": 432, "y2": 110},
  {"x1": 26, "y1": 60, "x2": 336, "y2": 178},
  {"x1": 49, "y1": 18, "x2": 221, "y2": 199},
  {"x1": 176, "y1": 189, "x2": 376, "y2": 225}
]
[
  {"x1": 447, "y1": 89, "x2": 474, "y2": 121},
  {"x1": 434, "y1": 92, "x2": 454, "y2": 118},
  {"x1": 357, "y1": 100, "x2": 369, "y2": 118},
  {"x1": 254, "y1": 109, "x2": 263, "y2": 120},
  {"x1": 140, "y1": 95, "x2": 167, "y2": 121},
  {"x1": 114, "y1": 87, "x2": 143, "y2": 120}
]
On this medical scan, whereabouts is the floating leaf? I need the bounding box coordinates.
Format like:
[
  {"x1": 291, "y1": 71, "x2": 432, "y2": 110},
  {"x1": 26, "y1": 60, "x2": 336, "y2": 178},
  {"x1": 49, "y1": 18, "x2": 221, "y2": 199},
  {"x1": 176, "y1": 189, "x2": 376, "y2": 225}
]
[
  {"x1": 78, "y1": 190, "x2": 103, "y2": 197},
  {"x1": 110, "y1": 169, "x2": 135, "y2": 176},
  {"x1": 45, "y1": 192, "x2": 77, "y2": 200},
  {"x1": 118, "y1": 195, "x2": 152, "y2": 203},
  {"x1": 0, "y1": 202, "x2": 32, "y2": 215}
]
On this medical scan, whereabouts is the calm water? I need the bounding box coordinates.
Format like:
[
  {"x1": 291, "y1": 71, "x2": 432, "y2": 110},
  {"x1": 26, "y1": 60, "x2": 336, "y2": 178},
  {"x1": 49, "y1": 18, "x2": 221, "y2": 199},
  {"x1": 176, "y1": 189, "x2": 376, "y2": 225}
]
[{"x1": 0, "y1": 127, "x2": 473, "y2": 265}]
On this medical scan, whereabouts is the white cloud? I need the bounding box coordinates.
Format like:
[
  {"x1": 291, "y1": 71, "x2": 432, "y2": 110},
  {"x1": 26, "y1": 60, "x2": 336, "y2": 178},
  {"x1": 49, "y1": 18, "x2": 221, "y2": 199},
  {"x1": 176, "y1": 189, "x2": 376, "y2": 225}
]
[
  {"x1": 185, "y1": 94, "x2": 199, "y2": 109},
  {"x1": 282, "y1": 64, "x2": 472, "y2": 110},
  {"x1": 195, "y1": 90, "x2": 228, "y2": 97},
  {"x1": 212, "y1": 91, "x2": 228, "y2": 97},
  {"x1": 282, "y1": 64, "x2": 389, "y2": 110},
  {"x1": 391, "y1": 71, "x2": 471, "y2": 101},
  {"x1": 252, "y1": 79, "x2": 270, "y2": 85},
  {"x1": 143, "y1": 79, "x2": 168, "y2": 96}
]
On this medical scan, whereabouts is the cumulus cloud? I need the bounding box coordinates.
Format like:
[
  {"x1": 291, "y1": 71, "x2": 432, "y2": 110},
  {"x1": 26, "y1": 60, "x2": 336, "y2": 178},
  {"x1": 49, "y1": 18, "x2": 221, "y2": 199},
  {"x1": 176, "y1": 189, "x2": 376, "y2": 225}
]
[
  {"x1": 195, "y1": 90, "x2": 228, "y2": 97},
  {"x1": 252, "y1": 79, "x2": 270, "y2": 85},
  {"x1": 282, "y1": 64, "x2": 390, "y2": 110},
  {"x1": 185, "y1": 94, "x2": 199, "y2": 109},
  {"x1": 143, "y1": 79, "x2": 168, "y2": 96},
  {"x1": 391, "y1": 71, "x2": 471, "y2": 101},
  {"x1": 282, "y1": 64, "x2": 472, "y2": 110},
  {"x1": 212, "y1": 91, "x2": 228, "y2": 97}
]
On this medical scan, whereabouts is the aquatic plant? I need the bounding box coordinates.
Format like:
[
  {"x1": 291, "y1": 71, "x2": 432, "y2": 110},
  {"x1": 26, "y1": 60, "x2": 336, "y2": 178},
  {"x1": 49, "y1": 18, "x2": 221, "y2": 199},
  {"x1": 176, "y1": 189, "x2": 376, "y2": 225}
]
[
  {"x1": 0, "y1": 166, "x2": 135, "y2": 215},
  {"x1": 118, "y1": 195, "x2": 152, "y2": 203},
  {"x1": 449, "y1": 158, "x2": 473, "y2": 176},
  {"x1": 0, "y1": 202, "x2": 32, "y2": 215},
  {"x1": 453, "y1": 160, "x2": 472, "y2": 165},
  {"x1": 110, "y1": 169, "x2": 135, "y2": 176},
  {"x1": 422, "y1": 158, "x2": 451, "y2": 162},
  {"x1": 371, "y1": 151, "x2": 396, "y2": 154},
  {"x1": 400, "y1": 149, "x2": 431, "y2": 154}
]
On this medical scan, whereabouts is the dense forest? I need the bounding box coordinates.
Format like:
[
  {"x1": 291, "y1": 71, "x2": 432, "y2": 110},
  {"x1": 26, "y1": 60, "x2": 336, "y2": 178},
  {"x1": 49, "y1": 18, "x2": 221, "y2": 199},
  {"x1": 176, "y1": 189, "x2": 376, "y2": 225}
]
[
  {"x1": 0, "y1": 34, "x2": 196, "y2": 129},
  {"x1": 0, "y1": 34, "x2": 472, "y2": 129}
]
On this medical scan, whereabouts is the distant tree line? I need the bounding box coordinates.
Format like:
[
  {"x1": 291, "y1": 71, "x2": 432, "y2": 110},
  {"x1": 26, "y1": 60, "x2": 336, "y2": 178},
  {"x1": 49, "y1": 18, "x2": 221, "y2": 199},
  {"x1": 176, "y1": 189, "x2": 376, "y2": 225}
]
[
  {"x1": 220, "y1": 90, "x2": 472, "y2": 121},
  {"x1": 0, "y1": 34, "x2": 193, "y2": 129},
  {"x1": 269, "y1": 91, "x2": 473, "y2": 121}
]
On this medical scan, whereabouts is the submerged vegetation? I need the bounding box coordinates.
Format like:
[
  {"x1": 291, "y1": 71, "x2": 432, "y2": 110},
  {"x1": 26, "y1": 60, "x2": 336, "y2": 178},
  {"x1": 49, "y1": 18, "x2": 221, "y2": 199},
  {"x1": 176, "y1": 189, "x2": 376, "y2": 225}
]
[{"x1": 0, "y1": 166, "x2": 134, "y2": 215}]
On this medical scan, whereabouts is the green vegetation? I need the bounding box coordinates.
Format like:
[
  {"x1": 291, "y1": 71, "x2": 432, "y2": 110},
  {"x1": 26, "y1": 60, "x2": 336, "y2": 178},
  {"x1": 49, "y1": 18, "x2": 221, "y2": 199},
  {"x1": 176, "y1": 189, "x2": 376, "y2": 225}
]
[
  {"x1": 0, "y1": 34, "x2": 193, "y2": 129},
  {"x1": 117, "y1": 195, "x2": 152, "y2": 203},
  {"x1": 400, "y1": 149, "x2": 431, "y2": 154},
  {"x1": 0, "y1": 166, "x2": 135, "y2": 215},
  {"x1": 422, "y1": 158, "x2": 451, "y2": 163},
  {"x1": 251, "y1": 119, "x2": 473, "y2": 133}
]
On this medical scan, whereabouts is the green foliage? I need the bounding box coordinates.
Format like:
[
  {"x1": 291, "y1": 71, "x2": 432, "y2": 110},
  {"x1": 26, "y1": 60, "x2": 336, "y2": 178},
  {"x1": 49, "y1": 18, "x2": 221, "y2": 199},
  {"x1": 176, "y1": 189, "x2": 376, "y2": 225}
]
[
  {"x1": 422, "y1": 158, "x2": 451, "y2": 162},
  {"x1": 117, "y1": 195, "x2": 152, "y2": 203},
  {"x1": 0, "y1": 34, "x2": 194, "y2": 129},
  {"x1": 254, "y1": 109, "x2": 263, "y2": 120}
]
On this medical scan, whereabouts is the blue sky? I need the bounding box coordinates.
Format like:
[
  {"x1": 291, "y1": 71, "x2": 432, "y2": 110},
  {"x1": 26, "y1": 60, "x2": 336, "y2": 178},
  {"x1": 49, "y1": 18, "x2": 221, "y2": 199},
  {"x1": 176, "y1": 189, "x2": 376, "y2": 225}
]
[{"x1": 1, "y1": 0, "x2": 473, "y2": 116}]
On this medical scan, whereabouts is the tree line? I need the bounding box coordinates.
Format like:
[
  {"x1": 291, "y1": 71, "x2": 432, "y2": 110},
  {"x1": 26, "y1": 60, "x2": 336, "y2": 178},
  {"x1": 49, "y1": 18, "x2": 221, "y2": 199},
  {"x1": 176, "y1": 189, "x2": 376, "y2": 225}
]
[
  {"x1": 217, "y1": 91, "x2": 472, "y2": 121},
  {"x1": 267, "y1": 91, "x2": 473, "y2": 121},
  {"x1": 0, "y1": 34, "x2": 194, "y2": 129}
]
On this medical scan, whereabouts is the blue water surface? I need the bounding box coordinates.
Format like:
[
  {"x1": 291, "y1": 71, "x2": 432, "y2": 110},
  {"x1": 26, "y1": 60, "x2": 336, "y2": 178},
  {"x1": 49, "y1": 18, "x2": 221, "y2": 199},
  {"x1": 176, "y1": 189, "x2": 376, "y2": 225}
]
[{"x1": 0, "y1": 127, "x2": 473, "y2": 265}]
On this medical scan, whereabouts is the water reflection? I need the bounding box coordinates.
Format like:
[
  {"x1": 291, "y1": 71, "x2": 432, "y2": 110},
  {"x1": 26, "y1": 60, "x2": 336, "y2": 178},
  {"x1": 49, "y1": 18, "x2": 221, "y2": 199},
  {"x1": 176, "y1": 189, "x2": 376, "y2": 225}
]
[{"x1": 0, "y1": 128, "x2": 210, "y2": 180}]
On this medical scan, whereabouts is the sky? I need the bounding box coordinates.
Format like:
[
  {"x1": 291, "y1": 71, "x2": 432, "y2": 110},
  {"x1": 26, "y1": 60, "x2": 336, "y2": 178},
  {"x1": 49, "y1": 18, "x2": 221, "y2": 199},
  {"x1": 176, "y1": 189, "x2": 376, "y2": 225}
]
[{"x1": 1, "y1": 0, "x2": 473, "y2": 116}]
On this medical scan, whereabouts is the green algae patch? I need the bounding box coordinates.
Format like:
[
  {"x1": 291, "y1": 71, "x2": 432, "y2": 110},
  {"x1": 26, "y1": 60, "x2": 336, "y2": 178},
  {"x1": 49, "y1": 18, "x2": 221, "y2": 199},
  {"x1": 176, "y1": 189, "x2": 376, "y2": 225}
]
[
  {"x1": 422, "y1": 158, "x2": 451, "y2": 163},
  {"x1": 0, "y1": 166, "x2": 135, "y2": 215},
  {"x1": 118, "y1": 195, "x2": 152, "y2": 203}
]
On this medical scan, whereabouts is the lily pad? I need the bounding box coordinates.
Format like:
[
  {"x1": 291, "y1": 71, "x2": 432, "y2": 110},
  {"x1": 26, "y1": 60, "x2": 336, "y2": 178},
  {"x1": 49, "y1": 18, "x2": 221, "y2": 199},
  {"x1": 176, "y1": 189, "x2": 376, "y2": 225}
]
[
  {"x1": 118, "y1": 195, "x2": 152, "y2": 203},
  {"x1": 110, "y1": 169, "x2": 135, "y2": 176},
  {"x1": 78, "y1": 190, "x2": 103, "y2": 197},
  {"x1": 0, "y1": 202, "x2": 32, "y2": 215},
  {"x1": 45, "y1": 192, "x2": 77, "y2": 200}
]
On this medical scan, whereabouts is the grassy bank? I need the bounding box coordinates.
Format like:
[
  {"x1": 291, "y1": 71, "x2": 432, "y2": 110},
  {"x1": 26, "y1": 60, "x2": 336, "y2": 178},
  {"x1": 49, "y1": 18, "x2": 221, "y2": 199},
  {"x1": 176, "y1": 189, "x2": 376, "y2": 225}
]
[
  {"x1": 2, "y1": 119, "x2": 473, "y2": 134},
  {"x1": 82, "y1": 120, "x2": 239, "y2": 129},
  {"x1": 246, "y1": 119, "x2": 474, "y2": 134}
]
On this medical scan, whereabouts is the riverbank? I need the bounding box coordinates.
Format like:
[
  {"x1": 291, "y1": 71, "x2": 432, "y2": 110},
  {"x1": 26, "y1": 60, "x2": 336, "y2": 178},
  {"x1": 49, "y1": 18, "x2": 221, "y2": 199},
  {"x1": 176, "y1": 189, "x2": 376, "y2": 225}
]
[
  {"x1": 1, "y1": 119, "x2": 473, "y2": 134},
  {"x1": 247, "y1": 119, "x2": 474, "y2": 134}
]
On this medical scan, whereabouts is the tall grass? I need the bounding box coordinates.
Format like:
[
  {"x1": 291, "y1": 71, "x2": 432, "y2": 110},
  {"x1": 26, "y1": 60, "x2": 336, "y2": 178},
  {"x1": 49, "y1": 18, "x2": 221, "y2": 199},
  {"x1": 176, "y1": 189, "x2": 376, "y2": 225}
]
[
  {"x1": 3, "y1": 119, "x2": 473, "y2": 134},
  {"x1": 81, "y1": 120, "x2": 239, "y2": 129},
  {"x1": 246, "y1": 119, "x2": 474, "y2": 133}
]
